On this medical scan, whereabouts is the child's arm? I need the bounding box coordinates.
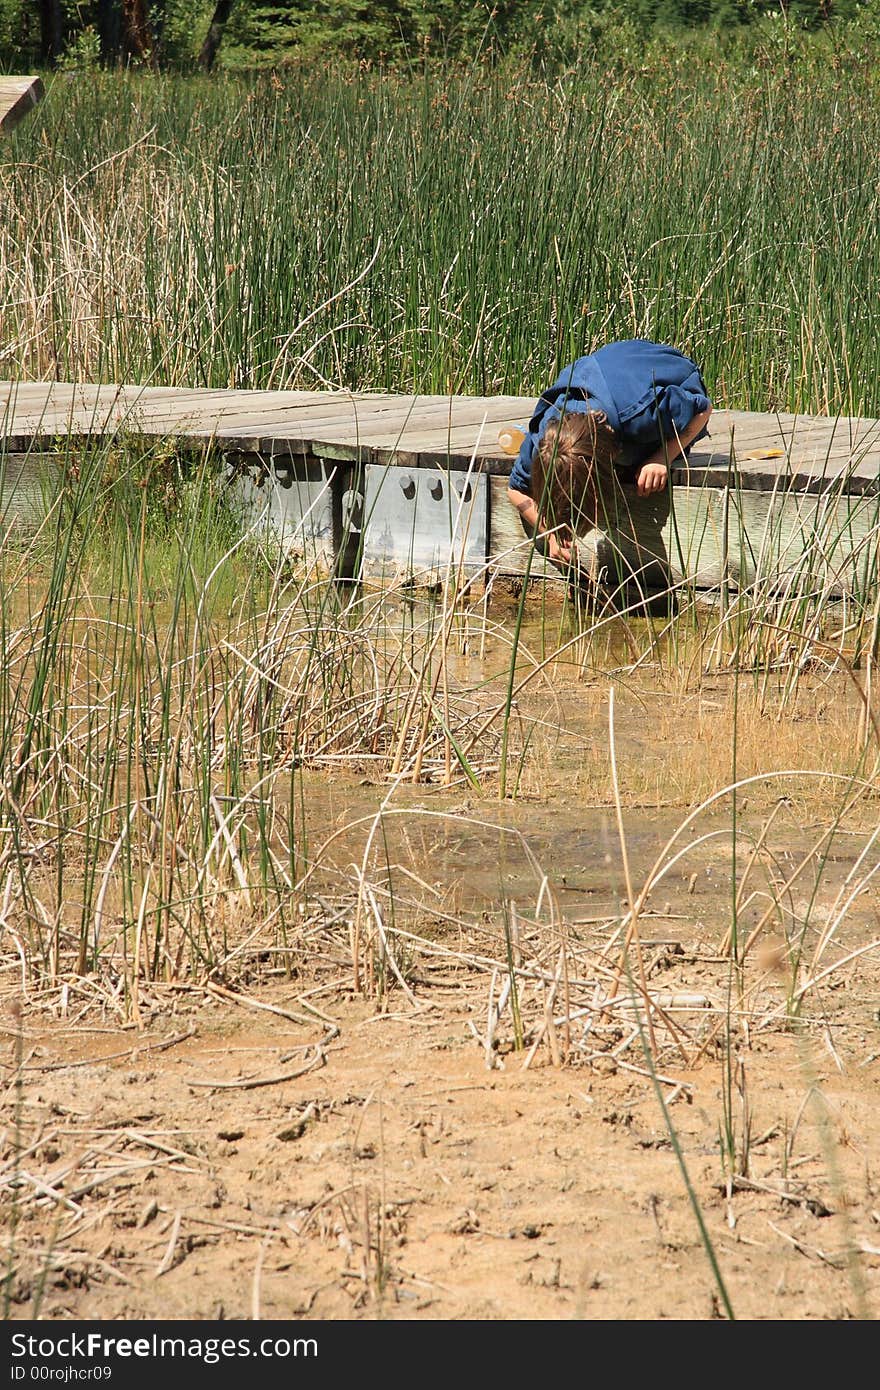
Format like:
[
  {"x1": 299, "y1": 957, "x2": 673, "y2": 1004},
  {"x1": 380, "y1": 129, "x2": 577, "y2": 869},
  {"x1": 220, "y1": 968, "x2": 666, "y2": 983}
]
[
  {"x1": 507, "y1": 486, "x2": 572, "y2": 563},
  {"x1": 635, "y1": 407, "x2": 713, "y2": 495},
  {"x1": 507, "y1": 486, "x2": 539, "y2": 531}
]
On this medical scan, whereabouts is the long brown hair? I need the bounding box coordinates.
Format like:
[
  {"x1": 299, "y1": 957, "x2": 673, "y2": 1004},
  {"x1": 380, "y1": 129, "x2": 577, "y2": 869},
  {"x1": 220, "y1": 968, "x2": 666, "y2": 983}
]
[{"x1": 532, "y1": 410, "x2": 621, "y2": 536}]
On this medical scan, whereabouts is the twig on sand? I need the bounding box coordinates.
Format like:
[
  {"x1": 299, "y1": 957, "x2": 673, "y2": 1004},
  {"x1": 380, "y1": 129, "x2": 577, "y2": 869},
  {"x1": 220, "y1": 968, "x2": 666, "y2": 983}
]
[
  {"x1": 0, "y1": 1169, "x2": 83, "y2": 1214},
  {"x1": 185, "y1": 1213, "x2": 283, "y2": 1239},
  {"x1": 767, "y1": 1220, "x2": 847, "y2": 1269},
  {"x1": 484, "y1": 970, "x2": 513, "y2": 1070},
  {"x1": 203, "y1": 978, "x2": 339, "y2": 1030},
  {"x1": 21, "y1": 1025, "x2": 196, "y2": 1073},
  {"x1": 252, "y1": 1234, "x2": 272, "y2": 1320},
  {"x1": 185, "y1": 1044, "x2": 329, "y2": 1092},
  {"x1": 484, "y1": 968, "x2": 498, "y2": 1070},
  {"x1": 156, "y1": 1209, "x2": 182, "y2": 1276},
  {"x1": 607, "y1": 1056, "x2": 694, "y2": 1094},
  {"x1": 288, "y1": 1184, "x2": 361, "y2": 1238}
]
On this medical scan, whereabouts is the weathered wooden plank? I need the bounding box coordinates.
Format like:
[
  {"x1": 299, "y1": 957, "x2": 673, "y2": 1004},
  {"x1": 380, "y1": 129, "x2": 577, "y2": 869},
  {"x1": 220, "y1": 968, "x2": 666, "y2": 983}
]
[
  {"x1": 0, "y1": 384, "x2": 338, "y2": 419},
  {"x1": 0, "y1": 76, "x2": 43, "y2": 133},
  {"x1": 0, "y1": 399, "x2": 354, "y2": 449},
  {"x1": 4, "y1": 376, "x2": 880, "y2": 501},
  {"x1": 0, "y1": 382, "x2": 524, "y2": 418},
  {"x1": 267, "y1": 414, "x2": 520, "y2": 457},
  {"x1": 134, "y1": 389, "x2": 398, "y2": 421},
  {"x1": 192, "y1": 400, "x2": 421, "y2": 435},
  {"x1": 5, "y1": 379, "x2": 879, "y2": 476},
  {"x1": 174, "y1": 396, "x2": 519, "y2": 439},
  {"x1": 711, "y1": 410, "x2": 880, "y2": 475},
  {"x1": 0, "y1": 382, "x2": 533, "y2": 448},
  {"x1": 720, "y1": 407, "x2": 880, "y2": 440},
  {"x1": 0, "y1": 381, "x2": 344, "y2": 405}
]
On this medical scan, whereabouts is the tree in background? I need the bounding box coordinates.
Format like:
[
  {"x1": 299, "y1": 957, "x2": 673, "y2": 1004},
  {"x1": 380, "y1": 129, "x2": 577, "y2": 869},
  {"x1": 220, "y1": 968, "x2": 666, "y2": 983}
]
[
  {"x1": 0, "y1": 0, "x2": 873, "y2": 71},
  {"x1": 199, "y1": 0, "x2": 237, "y2": 70},
  {"x1": 25, "y1": 0, "x2": 153, "y2": 66},
  {"x1": 122, "y1": 0, "x2": 156, "y2": 62},
  {"x1": 38, "y1": 0, "x2": 64, "y2": 63}
]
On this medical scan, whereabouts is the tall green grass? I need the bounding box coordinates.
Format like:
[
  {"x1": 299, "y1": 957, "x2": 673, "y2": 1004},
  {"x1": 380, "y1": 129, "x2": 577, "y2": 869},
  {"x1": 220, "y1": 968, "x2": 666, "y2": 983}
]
[
  {"x1": 0, "y1": 438, "x2": 517, "y2": 999},
  {"x1": 2, "y1": 52, "x2": 880, "y2": 413}
]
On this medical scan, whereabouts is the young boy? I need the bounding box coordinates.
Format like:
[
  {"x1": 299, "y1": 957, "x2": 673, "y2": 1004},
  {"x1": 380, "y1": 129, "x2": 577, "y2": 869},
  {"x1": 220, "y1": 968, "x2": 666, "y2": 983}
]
[{"x1": 507, "y1": 339, "x2": 712, "y2": 564}]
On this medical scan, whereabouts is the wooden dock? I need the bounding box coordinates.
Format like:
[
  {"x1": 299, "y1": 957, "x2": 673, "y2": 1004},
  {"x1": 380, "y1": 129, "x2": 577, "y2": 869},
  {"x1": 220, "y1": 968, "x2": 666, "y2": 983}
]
[
  {"x1": 2, "y1": 379, "x2": 880, "y2": 591},
  {"x1": 0, "y1": 76, "x2": 43, "y2": 133}
]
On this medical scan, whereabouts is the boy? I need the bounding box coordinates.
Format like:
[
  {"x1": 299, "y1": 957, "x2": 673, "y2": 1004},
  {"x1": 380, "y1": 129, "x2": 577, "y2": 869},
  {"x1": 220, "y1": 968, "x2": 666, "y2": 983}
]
[{"x1": 507, "y1": 339, "x2": 712, "y2": 564}]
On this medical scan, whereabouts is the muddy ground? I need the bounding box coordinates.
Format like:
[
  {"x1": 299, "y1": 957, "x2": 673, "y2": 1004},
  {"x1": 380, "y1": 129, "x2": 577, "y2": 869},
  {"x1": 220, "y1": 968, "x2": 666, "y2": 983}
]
[
  {"x1": 3, "y1": 764, "x2": 879, "y2": 1323},
  {"x1": 3, "y1": 983, "x2": 879, "y2": 1322}
]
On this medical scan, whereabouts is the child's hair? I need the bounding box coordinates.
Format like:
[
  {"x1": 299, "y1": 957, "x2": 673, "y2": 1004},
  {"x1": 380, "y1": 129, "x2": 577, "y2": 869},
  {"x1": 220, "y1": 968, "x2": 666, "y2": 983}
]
[{"x1": 532, "y1": 410, "x2": 621, "y2": 536}]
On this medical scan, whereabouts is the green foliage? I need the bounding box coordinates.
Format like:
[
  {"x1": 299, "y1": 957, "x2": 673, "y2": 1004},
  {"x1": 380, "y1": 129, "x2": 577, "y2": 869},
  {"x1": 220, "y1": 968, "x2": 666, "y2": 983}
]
[
  {"x1": 160, "y1": 1, "x2": 216, "y2": 65},
  {"x1": 220, "y1": 1, "x2": 495, "y2": 66},
  {"x1": 2, "y1": 0, "x2": 878, "y2": 69},
  {"x1": 57, "y1": 25, "x2": 102, "y2": 72},
  {"x1": 0, "y1": 0, "x2": 40, "y2": 67}
]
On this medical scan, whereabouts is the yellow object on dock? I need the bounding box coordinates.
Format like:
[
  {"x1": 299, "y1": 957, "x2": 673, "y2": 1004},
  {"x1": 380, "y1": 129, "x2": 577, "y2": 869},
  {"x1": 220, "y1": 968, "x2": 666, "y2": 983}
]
[{"x1": 497, "y1": 426, "x2": 526, "y2": 456}]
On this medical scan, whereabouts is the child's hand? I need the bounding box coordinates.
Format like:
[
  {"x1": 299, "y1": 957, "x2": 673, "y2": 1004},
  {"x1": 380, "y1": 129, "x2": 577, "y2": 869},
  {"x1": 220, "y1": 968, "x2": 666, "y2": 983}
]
[
  {"x1": 636, "y1": 462, "x2": 668, "y2": 496},
  {"x1": 547, "y1": 531, "x2": 572, "y2": 565}
]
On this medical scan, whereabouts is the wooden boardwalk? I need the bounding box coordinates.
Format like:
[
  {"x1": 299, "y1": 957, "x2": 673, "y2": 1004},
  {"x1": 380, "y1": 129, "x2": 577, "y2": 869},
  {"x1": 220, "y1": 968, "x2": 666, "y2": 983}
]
[
  {"x1": 0, "y1": 76, "x2": 43, "y2": 133},
  {"x1": 3, "y1": 379, "x2": 879, "y2": 484},
  {"x1": 3, "y1": 379, "x2": 880, "y2": 587}
]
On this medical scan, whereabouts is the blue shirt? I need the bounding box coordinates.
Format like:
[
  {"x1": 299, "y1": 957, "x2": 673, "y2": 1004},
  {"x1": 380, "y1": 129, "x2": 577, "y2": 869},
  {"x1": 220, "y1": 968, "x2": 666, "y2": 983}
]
[{"x1": 508, "y1": 339, "x2": 711, "y2": 495}]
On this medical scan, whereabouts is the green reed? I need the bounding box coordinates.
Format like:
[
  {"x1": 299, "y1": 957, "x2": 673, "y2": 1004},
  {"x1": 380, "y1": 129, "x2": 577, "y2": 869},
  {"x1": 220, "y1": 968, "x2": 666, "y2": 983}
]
[
  {"x1": 3, "y1": 53, "x2": 880, "y2": 413},
  {"x1": 0, "y1": 433, "x2": 519, "y2": 998}
]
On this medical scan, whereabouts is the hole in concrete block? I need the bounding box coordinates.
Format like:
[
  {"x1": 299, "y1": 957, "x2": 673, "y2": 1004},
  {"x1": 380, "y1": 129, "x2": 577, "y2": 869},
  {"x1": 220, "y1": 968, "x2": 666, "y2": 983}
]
[
  {"x1": 342, "y1": 490, "x2": 364, "y2": 531},
  {"x1": 273, "y1": 459, "x2": 295, "y2": 489}
]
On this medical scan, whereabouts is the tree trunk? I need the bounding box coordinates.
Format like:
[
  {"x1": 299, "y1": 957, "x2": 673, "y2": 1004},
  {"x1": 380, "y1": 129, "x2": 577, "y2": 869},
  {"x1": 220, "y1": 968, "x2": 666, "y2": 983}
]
[
  {"x1": 97, "y1": 0, "x2": 123, "y2": 64},
  {"x1": 39, "y1": 0, "x2": 64, "y2": 64},
  {"x1": 123, "y1": 0, "x2": 156, "y2": 64},
  {"x1": 199, "y1": 0, "x2": 237, "y2": 72}
]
